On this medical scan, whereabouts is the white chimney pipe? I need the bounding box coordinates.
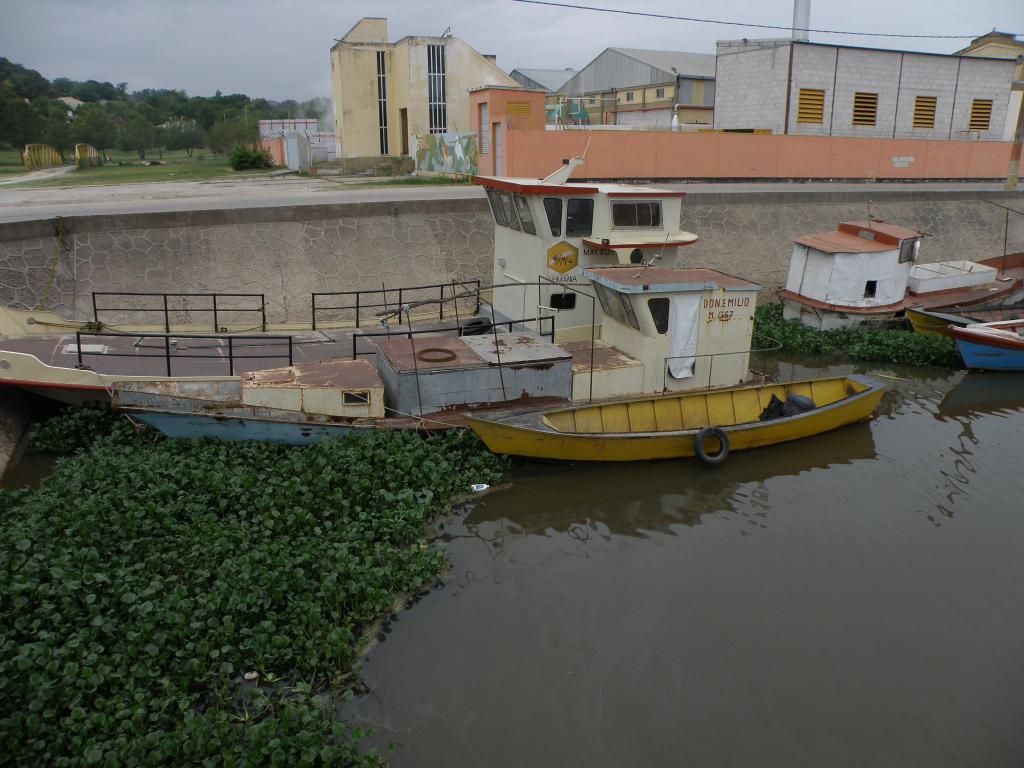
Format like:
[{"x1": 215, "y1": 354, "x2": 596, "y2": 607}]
[{"x1": 792, "y1": 0, "x2": 811, "y2": 41}]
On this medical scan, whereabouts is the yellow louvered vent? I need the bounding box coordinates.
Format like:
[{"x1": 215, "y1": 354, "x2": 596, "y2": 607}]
[
  {"x1": 969, "y1": 99, "x2": 992, "y2": 131},
  {"x1": 912, "y1": 96, "x2": 937, "y2": 128},
  {"x1": 797, "y1": 89, "x2": 825, "y2": 124},
  {"x1": 852, "y1": 92, "x2": 878, "y2": 126},
  {"x1": 507, "y1": 102, "x2": 531, "y2": 117}
]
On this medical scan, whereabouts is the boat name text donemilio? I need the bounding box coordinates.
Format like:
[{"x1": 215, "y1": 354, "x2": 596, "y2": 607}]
[{"x1": 703, "y1": 297, "x2": 752, "y2": 309}]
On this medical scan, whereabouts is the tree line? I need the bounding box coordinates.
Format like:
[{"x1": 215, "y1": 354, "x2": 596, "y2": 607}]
[{"x1": 0, "y1": 57, "x2": 329, "y2": 160}]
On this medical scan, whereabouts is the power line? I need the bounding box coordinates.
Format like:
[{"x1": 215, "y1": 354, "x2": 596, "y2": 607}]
[{"x1": 511, "y1": 0, "x2": 993, "y2": 39}]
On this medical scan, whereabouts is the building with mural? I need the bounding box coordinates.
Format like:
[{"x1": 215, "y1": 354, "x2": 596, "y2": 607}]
[{"x1": 329, "y1": 17, "x2": 519, "y2": 160}]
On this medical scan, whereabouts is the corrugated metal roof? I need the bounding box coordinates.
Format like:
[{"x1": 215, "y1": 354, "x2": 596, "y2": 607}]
[
  {"x1": 609, "y1": 48, "x2": 716, "y2": 78},
  {"x1": 510, "y1": 68, "x2": 577, "y2": 92}
]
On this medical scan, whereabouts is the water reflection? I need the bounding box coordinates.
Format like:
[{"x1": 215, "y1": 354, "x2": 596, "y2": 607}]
[
  {"x1": 938, "y1": 372, "x2": 1024, "y2": 420},
  {"x1": 463, "y1": 421, "x2": 877, "y2": 538}
]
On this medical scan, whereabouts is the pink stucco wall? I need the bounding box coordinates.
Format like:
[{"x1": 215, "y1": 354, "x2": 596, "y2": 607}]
[{"x1": 502, "y1": 129, "x2": 1012, "y2": 180}]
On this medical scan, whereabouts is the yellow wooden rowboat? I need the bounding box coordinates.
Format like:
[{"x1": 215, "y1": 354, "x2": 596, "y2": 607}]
[{"x1": 464, "y1": 375, "x2": 886, "y2": 462}]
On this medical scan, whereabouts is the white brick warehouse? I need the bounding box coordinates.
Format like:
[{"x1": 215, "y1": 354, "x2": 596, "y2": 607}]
[{"x1": 714, "y1": 40, "x2": 1015, "y2": 141}]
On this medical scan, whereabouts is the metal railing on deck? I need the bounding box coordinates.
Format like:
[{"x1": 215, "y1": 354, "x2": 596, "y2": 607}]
[
  {"x1": 661, "y1": 335, "x2": 782, "y2": 391},
  {"x1": 349, "y1": 314, "x2": 556, "y2": 360},
  {"x1": 91, "y1": 292, "x2": 267, "y2": 332},
  {"x1": 74, "y1": 331, "x2": 292, "y2": 377},
  {"x1": 311, "y1": 280, "x2": 481, "y2": 330}
]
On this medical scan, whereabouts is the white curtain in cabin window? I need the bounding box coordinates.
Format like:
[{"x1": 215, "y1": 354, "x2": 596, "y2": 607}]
[{"x1": 668, "y1": 294, "x2": 701, "y2": 379}]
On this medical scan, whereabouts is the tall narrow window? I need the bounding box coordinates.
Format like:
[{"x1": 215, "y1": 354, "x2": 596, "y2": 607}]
[
  {"x1": 969, "y1": 99, "x2": 993, "y2": 131},
  {"x1": 852, "y1": 92, "x2": 878, "y2": 126},
  {"x1": 912, "y1": 96, "x2": 937, "y2": 129},
  {"x1": 376, "y1": 51, "x2": 389, "y2": 155},
  {"x1": 479, "y1": 103, "x2": 489, "y2": 154},
  {"x1": 427, "y1": 44, "x2": 447, "y2": 134},
  {"x1": 797, "y1": 88, "x2": 825, "y2": 124}
]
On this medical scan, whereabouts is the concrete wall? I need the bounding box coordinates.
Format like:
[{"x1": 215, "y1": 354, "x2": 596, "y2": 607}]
[
  {"x1": 0, "y1": 201, "x2": 494, "y2": 325},
  {"x1": 0, "y1": 192, "x2": 1021, "y2": 324}
]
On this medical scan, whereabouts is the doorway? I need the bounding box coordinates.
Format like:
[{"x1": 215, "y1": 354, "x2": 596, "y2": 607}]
[
  {"x1": 493, "y1": 122, "x2": 503, "y2": 175},
  {"x1": 400, "y1": 109, "x2": 409, "y2": 155}
]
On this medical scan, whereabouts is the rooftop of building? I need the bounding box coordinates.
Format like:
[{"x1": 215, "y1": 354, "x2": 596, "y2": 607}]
[
  {"x1": 510, "y1": 67, "x2": 578, "y2": 91},
  {"x1": 605, "y1": 47, "x2": 716, "y2": 79},
  {"x1": 716, "y1": 36, "x2": 1015, "y2": 64}
]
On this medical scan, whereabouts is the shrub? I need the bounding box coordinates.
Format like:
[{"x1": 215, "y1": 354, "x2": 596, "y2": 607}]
[
  {"x1": 228, "y1": 144, "x2": 273, "y2": 170},
  {"x1": 2, "y1": 409, "x2": 506, "y2": 765}
]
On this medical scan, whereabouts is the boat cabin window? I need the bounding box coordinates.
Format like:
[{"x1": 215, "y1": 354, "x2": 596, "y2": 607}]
[
  {"x1": 498, "y1": 191, "x2": 521, "y2": 231},
  {"x1": 566, "y1": 198, "x2": 594, "y2": 237},
  {"x1": 513, "y1": 194, "x2": 537, "y2": 235},
  {"x1": 898, "y1": 238, "x2": 919, "y2": 263},
  {"x1": 612, "y1": 201, "x2": 661, "y2": 228},
  {"x1": 485, "y1": 188, "x2": 507, "y2": 227},
  {"x1": 543, "y1": 198, "x2": 563, "y2": 237},
  {"x1": 864, "y1": 280, "x2": 877, "y2": 298},
  {"x1": 648, "y1": 298, "x2": 670, "y2": 334},
  {"x1": 343, "y1": 390, "x2": 370, "y2": 405},
  {"x1": 594, "y1": 283, "x2": 640, "y2": 330}
]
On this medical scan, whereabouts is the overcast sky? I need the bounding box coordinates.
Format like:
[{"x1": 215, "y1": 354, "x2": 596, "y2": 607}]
[{"x1": 2, "y1": 0, "x2": 1022, "y2": 101}]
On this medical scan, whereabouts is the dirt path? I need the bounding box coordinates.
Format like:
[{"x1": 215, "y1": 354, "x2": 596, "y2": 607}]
[{"x1": 0, "y1": 164, "x2": 75, "y2": 187}]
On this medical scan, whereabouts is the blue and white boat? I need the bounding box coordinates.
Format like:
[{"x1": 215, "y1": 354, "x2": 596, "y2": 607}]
[{"x1": 949, "y1": 319, "x2": 1024, "y2": 371}]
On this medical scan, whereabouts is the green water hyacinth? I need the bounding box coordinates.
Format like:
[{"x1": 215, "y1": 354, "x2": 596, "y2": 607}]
[
  {"x1": 754, "y1": 303, "x2": 961, "y2": 368},
  {"x1": 1, "y1": 411, "x2": 506, "y2": 766}
]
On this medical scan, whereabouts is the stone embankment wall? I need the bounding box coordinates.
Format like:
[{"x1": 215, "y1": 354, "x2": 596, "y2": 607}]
[{"x1": 0, "y1": 191, "x2": 1022, "y2": 323}]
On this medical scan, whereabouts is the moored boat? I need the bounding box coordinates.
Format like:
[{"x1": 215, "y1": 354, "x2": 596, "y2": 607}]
[
  {"x1": 949, "y1": 319, "x2": 1024, "y2": 371},
  {"x1": 464, "y1": 374, "x2": 886, "y2": 462},
  {"x1": 906, "y1": 306, "x2": 1024, "y2": 337}
]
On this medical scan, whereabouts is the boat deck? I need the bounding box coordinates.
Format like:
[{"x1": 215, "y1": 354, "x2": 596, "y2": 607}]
[{"x1": 0, "y1": 320, "x2": 479, "y2": 379}]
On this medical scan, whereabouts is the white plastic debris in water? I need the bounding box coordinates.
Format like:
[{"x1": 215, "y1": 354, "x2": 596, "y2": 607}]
[
  {"x1": 243, "y1": 671, "x2": 259, "y2": 681},
  {"x1": 470, "y1": 483, "x2": 490, "y2": 493}
]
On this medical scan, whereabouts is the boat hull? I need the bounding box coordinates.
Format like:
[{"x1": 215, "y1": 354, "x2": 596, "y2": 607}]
[
  {"x1": 951, "y1": 338, "x2": 1024, "y2": 370},
  {"x1": 128, "y1": 410, "x2": 370, "y2": 445},
  {"x1": 466, "y1": 375, "x2": 886, "y2": 462}
]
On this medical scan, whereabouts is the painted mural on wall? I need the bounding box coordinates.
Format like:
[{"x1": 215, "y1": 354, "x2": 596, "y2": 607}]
[{"x1": 412, "y1": 132, "x2": 478, "y2": 175}]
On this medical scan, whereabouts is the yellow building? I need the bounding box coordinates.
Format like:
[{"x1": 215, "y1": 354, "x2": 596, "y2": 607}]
[
  {"x1": 955, "y1": 31, "x2": 1024, "y2": 141},
  {"x1": 329, "y1": 18, "x2": 519, "y2": 159}
]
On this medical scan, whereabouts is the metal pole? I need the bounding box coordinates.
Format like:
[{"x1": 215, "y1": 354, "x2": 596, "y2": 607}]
[
  {"x1": 488, "y1": 299, "x2": 507, "y2": 403},
  {"x1": 212, "y1": 294, "x2": 219, "y2": 333},
  {"x1": 163, "y1": 294, "x2": 169, "y2": 333},
  {"x1": 76, "y1": 331, "x2": 83, "y2": 367},
  {"x1": 1005, "y1": 82, "x2": 1024, "y2": 191},
  {"x1": 228, "y1": 336, "x2": 234, "y2": 376},
  {"x1": 355, "y1": 291, "x2": 361, "y2": 328},
  {"x1": 288, "y1": 336, "x2": 293, "y2": 367},
  {"x1": 91, "y1": 294, "x2": 98, "y2": 324},
  {"x1": 451, "y1": 280, "x2": 461, "y2": 333},
  {"x1": 406, "y1": 307, "x2": 425, "y2": 418},
  {"x1": 439, "y1": 285, "x2": 444, "y2": 321},
  {"x1": 260, "y1": 294, "x2": 266, "y2": 332},
  {"x1": 164, "y1": 335, "x2": 172, "y2": 377},
  {"x1": 589, "y1": 292, "x2": 595, "y2": 404},
  {"x1": 311, "y1": 293, "x2": 317, "y2": 331}
]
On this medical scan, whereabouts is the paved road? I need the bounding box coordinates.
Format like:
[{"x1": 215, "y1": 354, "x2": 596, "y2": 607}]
[{"x1": 0, "y1": 176, "x2": 1019, "y2": 223}]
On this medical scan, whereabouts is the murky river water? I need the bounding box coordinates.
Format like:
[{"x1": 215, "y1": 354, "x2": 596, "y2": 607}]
[{"x1": 348, "y1": 361, "x2": 1024, "y2": 767}]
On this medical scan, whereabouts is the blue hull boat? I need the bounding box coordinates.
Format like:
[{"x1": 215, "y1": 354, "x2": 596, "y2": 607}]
[{"x1": 949, "y1": 319, "x2": 1024, "y2": 371}]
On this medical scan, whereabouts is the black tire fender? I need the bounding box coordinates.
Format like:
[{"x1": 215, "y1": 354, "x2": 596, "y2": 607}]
[{"x1": 694, "y1": 427, "x2": 730, "y2": 465}]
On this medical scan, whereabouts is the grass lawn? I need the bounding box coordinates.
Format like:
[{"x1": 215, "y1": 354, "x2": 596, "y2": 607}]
[
  {"x1": 324, "y1": 174, "x2": 474, "y2": 189},
  {"x1": 0, "y1": 149, "x2": 29, "y2": 175},
  {"x1": 5, "y1": 149, "x2": 275, "y2": 188}
]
